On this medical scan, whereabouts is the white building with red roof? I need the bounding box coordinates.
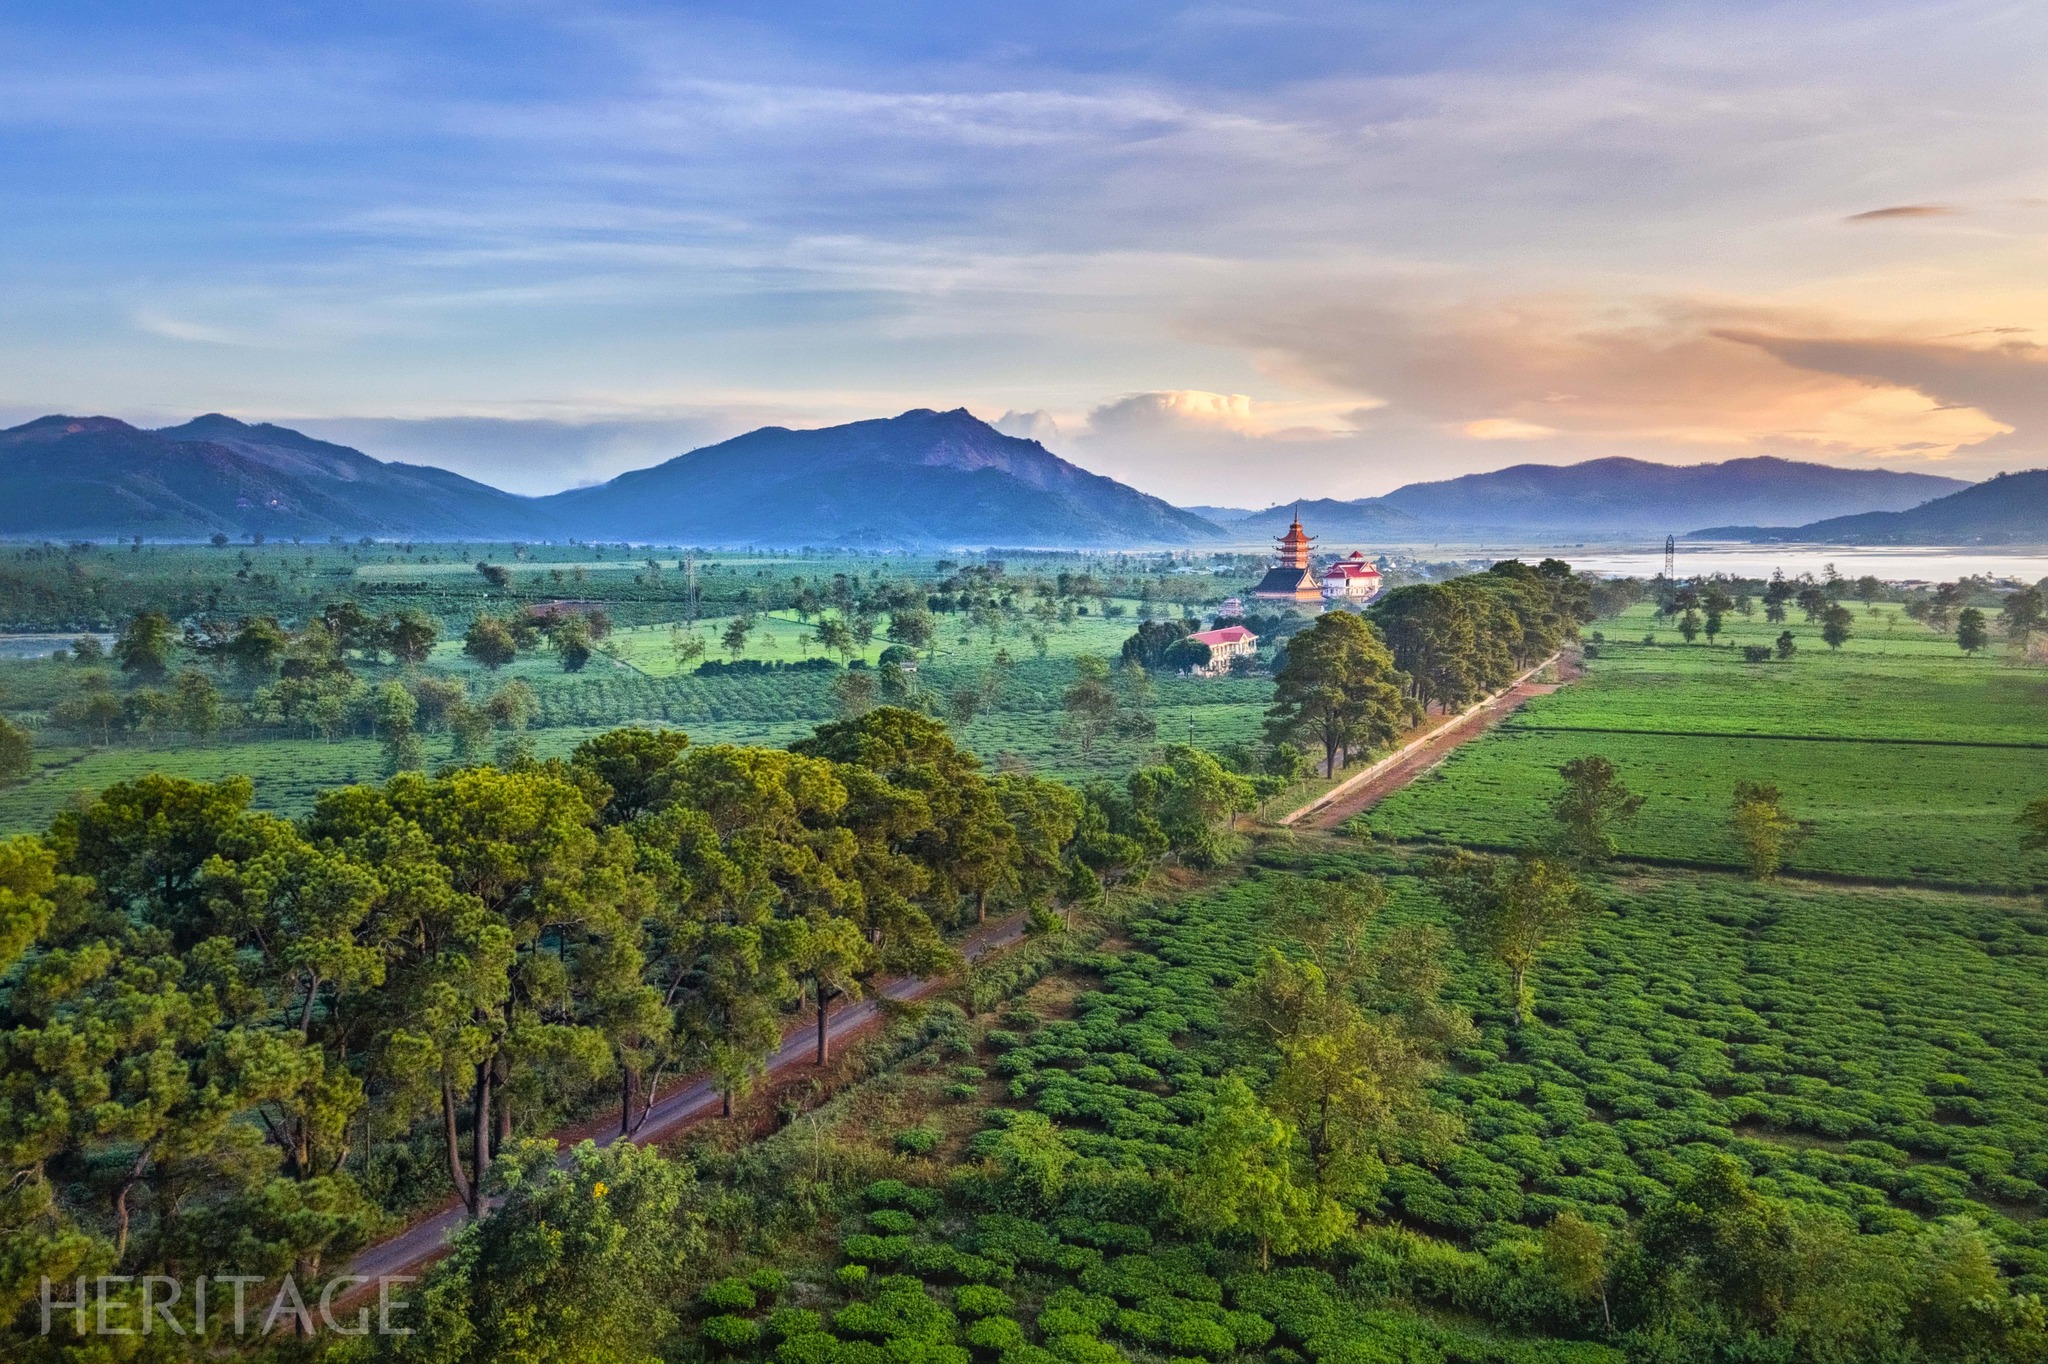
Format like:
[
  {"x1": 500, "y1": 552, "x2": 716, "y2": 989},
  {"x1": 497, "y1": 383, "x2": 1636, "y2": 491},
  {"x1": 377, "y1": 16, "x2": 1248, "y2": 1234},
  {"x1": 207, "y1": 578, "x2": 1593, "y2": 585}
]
[
  {"x1": 1184, "y1": 624, "x2": 1258, "y2": 677},
  {"x1": 1320, "y1": 551, "x2": 1382, "y2": 604}
]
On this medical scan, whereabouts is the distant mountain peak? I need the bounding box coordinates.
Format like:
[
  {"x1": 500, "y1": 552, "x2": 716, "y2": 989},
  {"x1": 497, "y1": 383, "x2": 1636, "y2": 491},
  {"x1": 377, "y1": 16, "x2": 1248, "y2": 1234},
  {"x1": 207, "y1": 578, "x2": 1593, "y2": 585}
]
[{"x1": 543, "y1": 406, "x2": 1220, "y2": 547}]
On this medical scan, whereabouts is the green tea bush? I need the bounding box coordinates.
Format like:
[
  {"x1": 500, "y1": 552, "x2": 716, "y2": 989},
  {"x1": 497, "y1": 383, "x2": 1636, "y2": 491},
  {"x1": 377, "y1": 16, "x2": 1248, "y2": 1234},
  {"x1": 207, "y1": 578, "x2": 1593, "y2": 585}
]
[
  {"x1": 704, "y1": 1277, "x2": 761, "y2": 1312},
  {"x1": 703, "y1": 1314, "x2": 764, "y2": 1351},
  {"x1": 953, "y1": 1285, "x2": 1014, "y2": 1318}
]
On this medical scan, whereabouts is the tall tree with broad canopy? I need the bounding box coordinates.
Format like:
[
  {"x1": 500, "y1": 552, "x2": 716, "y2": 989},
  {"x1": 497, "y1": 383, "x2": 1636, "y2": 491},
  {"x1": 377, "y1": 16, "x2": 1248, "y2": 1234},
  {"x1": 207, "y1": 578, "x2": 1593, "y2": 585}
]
[
  {"x1": 308, "y1": 767, "x2": 654, "y2": 1216},
  {"x1": 1550, "y1": 755, "x2": 1646, "y2": 863},
  {"x1": 379, "y1": 1138, "x2": 703, "y2": 1364},
  {"x1": 795, "y1": 707, "x2": 1017, "y2": 931},
  {"x1": 1264, "y1": 610, "x2": 1414, "y2": 777},
  {"x1": 1427, "y1": 850, "x2": 1596, "y2": 1027}
]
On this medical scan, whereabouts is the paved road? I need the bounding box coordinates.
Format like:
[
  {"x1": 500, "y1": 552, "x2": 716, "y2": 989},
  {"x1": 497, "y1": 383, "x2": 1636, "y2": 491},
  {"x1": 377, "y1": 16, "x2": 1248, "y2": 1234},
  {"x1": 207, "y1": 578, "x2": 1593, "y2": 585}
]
[{"x1": 341, "y1": 913, "x2": 1030, "y2": 1290}]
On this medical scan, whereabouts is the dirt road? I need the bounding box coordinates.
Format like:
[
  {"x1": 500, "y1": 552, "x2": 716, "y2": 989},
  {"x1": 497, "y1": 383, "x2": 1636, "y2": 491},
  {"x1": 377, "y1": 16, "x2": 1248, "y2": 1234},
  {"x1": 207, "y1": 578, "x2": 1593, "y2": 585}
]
[
  {"x1": 341, "y1": 912, "x2": 1029, "y2": 1290},
  {"x1": 1284, "y1": 655, "x2": 1571, "y2": 833}
]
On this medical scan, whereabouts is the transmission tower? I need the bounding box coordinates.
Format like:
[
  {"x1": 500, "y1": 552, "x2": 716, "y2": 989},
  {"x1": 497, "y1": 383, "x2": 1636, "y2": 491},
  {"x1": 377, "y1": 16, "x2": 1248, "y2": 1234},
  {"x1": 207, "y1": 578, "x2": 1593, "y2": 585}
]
[{"x1": 1663, "y1": 535, "x2": 1675, "y2": 580}]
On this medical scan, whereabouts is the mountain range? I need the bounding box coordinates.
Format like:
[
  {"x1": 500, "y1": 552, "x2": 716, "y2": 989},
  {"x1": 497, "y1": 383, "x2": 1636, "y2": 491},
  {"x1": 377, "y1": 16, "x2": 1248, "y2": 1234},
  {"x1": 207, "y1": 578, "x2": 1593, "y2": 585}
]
[
  {"x1": 1693, "y1": 468, "x2": 2048, "y2": 545},
  {"x1": 0, "y1": 409, "x2": 2019, "y2": 547},
  {"x1": 542, "y1": 408, "x2": 1216, "y2": 546},
  {"x1": 0, "y1": 414, "x2": 552, "y2": 540},
  {"x1": 0, "y1": 409, "x2": 1212, "y2": 547},
  {"x1": 1220, "y1": 457, "x2": 1967, "y2": 539}
]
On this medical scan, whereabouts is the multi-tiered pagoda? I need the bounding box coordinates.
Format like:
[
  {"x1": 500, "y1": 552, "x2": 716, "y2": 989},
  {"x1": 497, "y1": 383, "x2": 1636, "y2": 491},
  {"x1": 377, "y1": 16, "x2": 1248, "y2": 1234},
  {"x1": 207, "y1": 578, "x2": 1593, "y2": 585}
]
[{"x1": 1249, "y1": 514, "x2": 1324, "y2": 602}]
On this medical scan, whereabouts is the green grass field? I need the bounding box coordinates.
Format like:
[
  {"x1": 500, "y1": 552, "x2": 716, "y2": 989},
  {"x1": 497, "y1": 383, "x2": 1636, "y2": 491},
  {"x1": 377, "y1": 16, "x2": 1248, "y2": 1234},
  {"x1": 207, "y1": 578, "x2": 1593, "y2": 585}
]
[{"x1": 1369, "y1": 601, "x2": 2048, "y2": 889}]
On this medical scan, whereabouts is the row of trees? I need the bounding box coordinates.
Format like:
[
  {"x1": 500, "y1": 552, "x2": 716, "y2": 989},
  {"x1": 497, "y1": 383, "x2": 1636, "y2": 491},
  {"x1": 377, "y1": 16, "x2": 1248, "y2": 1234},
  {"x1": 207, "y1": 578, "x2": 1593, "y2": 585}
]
[
  {"x1": 1252, "y1": 560, "x2": 1596, "y2": 779},
  {"x1": 1368, "y1": 560, "x2": 1591, "y2": 715},
  {"x1": 0, "y1": 708, "x2": 1256, "y2": 1349}
]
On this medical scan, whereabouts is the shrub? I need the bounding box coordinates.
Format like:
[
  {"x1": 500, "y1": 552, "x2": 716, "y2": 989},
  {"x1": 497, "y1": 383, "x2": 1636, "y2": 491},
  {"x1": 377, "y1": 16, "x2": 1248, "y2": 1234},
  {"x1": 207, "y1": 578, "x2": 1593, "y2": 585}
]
[
  {"x1": 768, "y1": 1308, "x2": 824, "y2": 1341},
  {"x1": 955, "y1": 1285, "x2": 1015, "y2": 1318},
  {"x1": 898, "y1": 1126, "x2": 942, "y2": 1156},
  {"x1": 1040, "y1": 1290, "x2": 1118, "y2": 1331},
  {"x1": 947, "y1": 1083, "x2": 979, "y2": 1101},
  {"x1": 867, "y1": 1179, "x2": 916, "y2": 1207},
  {"x1": 1166, "y1": 1318, "x2": 1235, "y2": 1359},
  {"x1": 704, "y1": 1277, "x2": 760, "y2": 1312},
  {"x1": 870, "y1": 1209, "x2": 918, "y2": 1234},
  {"x1": 1220, "y1": 1311, "x2": 1273, "y2": 1349},
  {"x1": 838, "y1": 1265, "x2": 871, "y2": 1292},
  {"x1": 1046, "y1": 1336, "x2": 1124, "y2": 1364},
  {"x1": 841, "y1": 1233, "x2": 914, "y2": 1265},
  {"x1": 777, "y1": 1334, "x2": 840, "y2": 1364},
  {"x1": 966, "y1": 1317, "x2": 1028, "y2": 1353},
  {"x1": 703, "y1": 1315, "x2": 763, "y2": 1351},
  {"x1": 749, "y1": 1268, "x2": 792, "y2": 1300}
]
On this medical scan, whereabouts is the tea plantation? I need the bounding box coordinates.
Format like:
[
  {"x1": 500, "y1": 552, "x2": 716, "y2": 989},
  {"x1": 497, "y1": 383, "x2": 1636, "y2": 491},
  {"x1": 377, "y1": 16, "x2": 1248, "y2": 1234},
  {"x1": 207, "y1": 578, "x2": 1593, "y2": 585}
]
[{"x1": 1370, "y1": 602, "x2": 2048, "y2": 890}]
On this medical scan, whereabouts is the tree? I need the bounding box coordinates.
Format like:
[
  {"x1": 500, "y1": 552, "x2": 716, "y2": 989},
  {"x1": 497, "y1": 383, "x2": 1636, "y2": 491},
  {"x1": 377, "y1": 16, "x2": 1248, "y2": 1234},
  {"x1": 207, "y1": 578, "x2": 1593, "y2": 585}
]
[
  {"x1": 786, "y1": 913, "x2": 876, "y2": 1065},
  {"x1": 171, "y1": 668, "x2": 223, "y2": 740},
  {"x1": 568, "y1": 726, "x2": 691, "y2": 826},
  {"x1": 665, "y1": 627, "x2": 706, "y2": 673},
  {"x1": 1178, "y1": 1076, "x2": 1340, "y2": 1269},
  {"x1": 113, "y1": 610, "x2": 176, "y2": 681},
  {"x1": 227, "y1": 614, "x2": 290, "y2": 681},
  {"x1": 1544, "y1": 1211, "x2": 1612, "y2": 1330},
  {"x1": 1265, "y1": 610, "x2": 1414, "y2": 777},
  {"x1": 1928, "y1": 581, "x2": 1967, "y2": 631},
  {"x1": 1120, "y1": 619, "x2": 1191, "y2": 670},
  {"x1": 383, "y1": 1139, "x2": 702, "y2": 1363},
  {"x1": 832, "y1": 669, "x2": 879, "y2": 718},
  {"x1": 795, "y1": 706, "x2": 1016, "y2": 933},
  {"x1": 1821, "y1": 604, "x2": 1853, "y2": 651},
  {"x1": 463, "y1": 613, "x2": 518, "y2": 670},
  {"x1": 1551, "y1": 755, "x2": 1644, "y2": 863},
  {"x1": 386, "y1": 609, "x2": 439, "y2": 665},
  {"x1": 310, "y1": 766, "x2": 652, "y2": 1216},
  {"x1": 1428, "y1": 851, "x2": 1595, "y2": 1026},
  {"x1": 1061, "y1": 657, "x2": 1120, "y2": 757},
  {"x1": 1679, "y1": 609, "x2": 1701, "y2": 644},
  {"x1": 1125, "y1": 745, "x2": 1257, "y2": 869},
  {"x1": 1638, "y1": 1154, "x2": 1799, "y2": 1328},
  {"x1": 1732, "y1": 780, "x2": 1800, "y2": 880},
  {"x1": 1956, "y1": 607, "x2": 1988, "y2": 655},
  {"x1": 1775, "y1": 630, "x2": 1797, "y2": 660},
  {"x1": 544, "y1": 614, "x2": 590, "y2": 671},
  {"x1": 2003, "y1": 585, "x2": 2044, "y2": 651},
  {"x1": 70, "y1": 634, "x2": 104, "y2": 665},
  {"x1": 888, "y1": 607, "x2": 935, "y2": 659},
  {"x1": 0, "y1": 717, "x2": 28, "y2": 788},
  {"x1": 721, "y1": 613, "x2": 755, "y2": 661},
  {"x1": 814, "y1": 615, "x2": 856, "y2": 664}
]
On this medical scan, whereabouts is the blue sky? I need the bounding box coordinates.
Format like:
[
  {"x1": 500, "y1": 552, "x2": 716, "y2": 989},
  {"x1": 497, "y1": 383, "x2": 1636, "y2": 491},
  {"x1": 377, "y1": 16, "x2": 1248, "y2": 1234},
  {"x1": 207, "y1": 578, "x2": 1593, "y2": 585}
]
[{"x1": 3, "y1": 1, "x2": 2047, "y2": 501}]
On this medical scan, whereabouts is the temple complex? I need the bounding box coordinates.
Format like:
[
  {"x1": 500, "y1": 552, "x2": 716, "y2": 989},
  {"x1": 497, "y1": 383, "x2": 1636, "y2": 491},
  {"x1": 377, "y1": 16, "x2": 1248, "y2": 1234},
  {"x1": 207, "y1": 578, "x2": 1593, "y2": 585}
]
[{"x1": 1249, "y1": 515, "x2": 1324, "y2": 602}]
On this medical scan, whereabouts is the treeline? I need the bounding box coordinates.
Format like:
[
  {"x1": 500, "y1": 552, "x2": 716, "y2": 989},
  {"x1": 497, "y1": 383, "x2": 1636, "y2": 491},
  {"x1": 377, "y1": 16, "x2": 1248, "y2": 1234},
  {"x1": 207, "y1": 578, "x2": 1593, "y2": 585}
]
[
  {"x1": 1365, "y1": 559, "x2": 1602, "y2": 714},
  {"x1": 1254, "y1": 561, "x2": 1602, "y2": 778},
  {"x1": 0, "y1": 709, "x2": 1258, "y2": 1351}
]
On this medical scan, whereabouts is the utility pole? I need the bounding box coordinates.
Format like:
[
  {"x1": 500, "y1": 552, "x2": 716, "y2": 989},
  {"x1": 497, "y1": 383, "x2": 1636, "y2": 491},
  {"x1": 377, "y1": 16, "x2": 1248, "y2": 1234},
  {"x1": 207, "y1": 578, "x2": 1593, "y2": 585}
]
[
  {"x1": 1663, "y1": 535, "x2": 1675, "y2": 581},
  {"x1": 685, "y1": 553, "x2": 699, "y2": 623}
]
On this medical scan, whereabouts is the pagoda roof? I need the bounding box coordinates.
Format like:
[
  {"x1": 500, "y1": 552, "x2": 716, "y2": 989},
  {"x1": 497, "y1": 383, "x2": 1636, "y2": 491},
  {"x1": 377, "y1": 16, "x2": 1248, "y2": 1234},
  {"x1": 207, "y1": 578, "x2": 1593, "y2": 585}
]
[{"x1": 1250, "y1": 566, "x2": 1319, "y2": 597}]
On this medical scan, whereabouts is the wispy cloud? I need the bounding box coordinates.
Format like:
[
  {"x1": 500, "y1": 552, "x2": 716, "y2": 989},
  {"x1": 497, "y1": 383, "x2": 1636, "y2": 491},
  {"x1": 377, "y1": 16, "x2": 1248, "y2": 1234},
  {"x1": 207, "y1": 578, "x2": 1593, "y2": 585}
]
[
  {"x1": 1844, "y1": 204, "x2": 1957, "y2": 221},
  {"x1": 4, "y1": 2, "x2": 2048, "y2": 498}
]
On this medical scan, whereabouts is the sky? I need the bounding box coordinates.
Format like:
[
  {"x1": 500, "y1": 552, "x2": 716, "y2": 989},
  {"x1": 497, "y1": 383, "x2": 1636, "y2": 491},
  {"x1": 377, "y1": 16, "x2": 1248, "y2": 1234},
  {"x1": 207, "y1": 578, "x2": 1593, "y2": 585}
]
[{"x1": 3, "y1": 1, "x2": 2048, "y2": 504}]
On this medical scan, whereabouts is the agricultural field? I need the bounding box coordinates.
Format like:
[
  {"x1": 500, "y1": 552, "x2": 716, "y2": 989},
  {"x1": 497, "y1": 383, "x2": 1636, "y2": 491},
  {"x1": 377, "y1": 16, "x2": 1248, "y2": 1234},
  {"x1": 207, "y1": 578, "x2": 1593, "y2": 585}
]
[
  {"x1": 1370, "y1": 600, "x2": 2048, "y2": 890},
  {"x1": 0, "y1": 544, "x2": 1294, "y2": 830},
  {"x1": 648, "y1": 840, "x2": 2048, "y2": 1364}
]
